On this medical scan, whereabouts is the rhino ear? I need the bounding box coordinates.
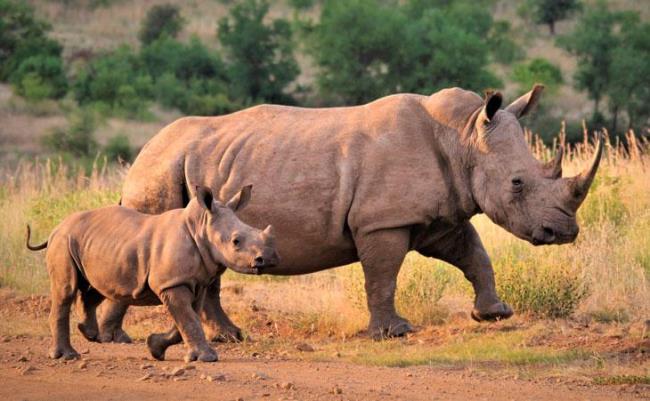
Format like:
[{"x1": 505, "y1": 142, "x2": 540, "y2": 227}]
[
  {"x1": 195, "y1": 185, "x2": 214, "y2": 212},
  {"x1": 226, "y1": 185, "x2": 252, "y2": 212},
  {"x1": 505, "y1": 84, "x2": 544, "y2": 119},
  {"x1": 478, "y1": 90, "x2": 503, "y2": 124}
]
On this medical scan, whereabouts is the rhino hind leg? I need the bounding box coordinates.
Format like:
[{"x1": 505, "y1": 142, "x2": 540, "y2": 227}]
[
  {"x1": 76, "y1": 288, "x2": 104, "y2": 342},
  {"x1": 201, "y1": 275, "x2": 244, "y2": 343},
  {"x1": 357, "y1": 228, "x2": 414, "y2": 340},
  {"x1": 47, "y1": 254, "x2": 81, "y2": 360},
  {"x1": 97, "y1": 300, "x2": 132, "y2": 343}
]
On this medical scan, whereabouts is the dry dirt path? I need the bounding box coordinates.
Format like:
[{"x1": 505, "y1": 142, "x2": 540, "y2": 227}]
[{"x1": 0, "y1": 336, "x2": 646, "y2": 401}]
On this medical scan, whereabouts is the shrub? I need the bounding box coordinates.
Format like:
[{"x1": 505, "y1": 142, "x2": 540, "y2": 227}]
[
  {"x1": 10, "y1": 54, "x2": 67, "y2": 100},
  {"x1": 513, "y1": 58, "x2": 563, "y2": 93},
  {"x1": 488, "y1": 21, "x2": 525, "y2": 64},
  {"x1": 218, "y1": 0, "x2": 299, "y2": 104},
  {"x1": 138, "y1": 4, "x2": 185, "y2": 45},
  {"x1": 495, "y1": 249, "x2": 589, "y2": 318},
  {"x1": 42, "y1": 108, "x2": 99, "y2": 157},
  {"x1": 104, "y1": 134, "x2": 133, "y2": 162}
]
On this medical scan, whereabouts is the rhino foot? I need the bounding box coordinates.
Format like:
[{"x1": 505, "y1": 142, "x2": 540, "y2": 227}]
[
  {"x1": 99, "y1": 327, "x2": 132, "y2": 344},
  {"x1": 77, "y1": 323, "x2": 99, "y2": 343},
  {"x1": 146, "y1": 334, "x2": 168, "y2": 361},
  {"x1": 471, "y1": 302, "x2": 513, "y2": 322},
  {"x1": 369, "y1": 316, "x2": 414, "y2": 340},
  {"x1": 185, "y1": 347, "x2": 219, "y2": 363},
  {"x1": 49, "y1": 346, "x2": 80, "y2": 360}
]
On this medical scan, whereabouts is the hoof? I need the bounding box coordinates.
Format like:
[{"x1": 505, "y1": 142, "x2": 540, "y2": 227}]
[
  {"x1": 98, "y1": 328, "x2": 132, "y2": 344},
  {"x1": 369, "y1": 317, "x2": 414, "y2": 340},
  {"x1": 185, "y1": 348, "x2": 218, "y2": 363},
  {"x1": 471, "y1": 302, "x2": 514, "y2": 322},
  {"x1": 77, "y1": 323, "x2": 99, "y2": 343},
  {"x1": 49, "y1": 347, "x2": 80, "y2": 360},
  {"x1": 146, "y1": 334, "x2": 166, "y2": 361}
]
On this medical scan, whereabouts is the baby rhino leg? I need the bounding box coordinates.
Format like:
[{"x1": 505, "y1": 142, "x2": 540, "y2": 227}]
[
  {"x1": 47, "y1": 252, "x2": 80, "y2": 360},
  {"x1": 97, "y1": 300, "x2": 132, "y2": 343},
  {"x1": 77, "y1": 288, "x2": 103, "y2": 342}
]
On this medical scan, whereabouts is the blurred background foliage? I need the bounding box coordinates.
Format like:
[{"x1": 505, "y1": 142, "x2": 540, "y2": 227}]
[{"x1": 0, "y1": 0, "x2": 648, "y2": 164}]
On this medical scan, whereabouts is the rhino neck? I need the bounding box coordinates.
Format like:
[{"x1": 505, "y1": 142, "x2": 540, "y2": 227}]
[
  {"x1": 420, "y1": 91, "x2": 483, "y2": 221},
  {"x1": 183, "y1": 206, "x2": 225, "y2": 277}
]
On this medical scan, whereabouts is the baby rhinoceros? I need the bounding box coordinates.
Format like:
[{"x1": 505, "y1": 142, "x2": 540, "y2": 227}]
[{"x1": 26, "y1": 185, "x2": 278, "y2": 362}]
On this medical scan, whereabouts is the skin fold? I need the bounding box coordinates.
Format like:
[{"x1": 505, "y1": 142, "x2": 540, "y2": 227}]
[{"x1": 96, "y1": 85, "x2": 602, "y2": 340}]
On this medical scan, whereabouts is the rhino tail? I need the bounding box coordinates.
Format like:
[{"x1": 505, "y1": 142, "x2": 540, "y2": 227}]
[{"x1": 26, "y1": 224, "x2": 48, "y2": 251}]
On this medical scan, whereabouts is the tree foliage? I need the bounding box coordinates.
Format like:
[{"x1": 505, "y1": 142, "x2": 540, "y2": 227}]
[
  {"x1": 218, "y1": 0, "x2": 299, "y2": 104},
  {"x1": 523, "y1": 0, "x2": 581, "y2": 35},
  {"x1": 138, "y1": 4, "x2": 185, "y2": 45},
  {"x1": 512, "y1": 58, "x2": 563, "y2": 93}
]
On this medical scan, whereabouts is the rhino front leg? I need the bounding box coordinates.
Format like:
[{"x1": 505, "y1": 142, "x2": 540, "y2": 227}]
[
  {"x1": 200, "y1": 274, "x2": 243, "y2": 342},
  {"x1": 97, "y1": 300, "x2": 132, "y2": 343},
  {"x1": 419, "y1": 222, "x2": 512, "y2": 322},
  {"x1": 356, "y1": 228, "x2": 413, "y2": 340},
  {"x1": 158, "y1": 286, "x2": 218, "y2": 363}
]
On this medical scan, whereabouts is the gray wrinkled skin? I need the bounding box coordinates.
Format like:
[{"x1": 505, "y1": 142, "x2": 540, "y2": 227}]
[
  {"x1": 99, "y1": 85, "x2": 602, "y2": 340},
  {"x1": 27, "y1": 186, "x2": 278, "y2": 361}
]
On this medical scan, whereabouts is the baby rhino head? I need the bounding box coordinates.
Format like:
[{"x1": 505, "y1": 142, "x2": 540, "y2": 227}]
[{"x1": 195, "y1": 185, "x2": 279, "y2": 275}]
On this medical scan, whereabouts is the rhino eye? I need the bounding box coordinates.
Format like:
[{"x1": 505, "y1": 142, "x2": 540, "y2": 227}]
[
  {"x1": 511, "y1": 178, "x2": 524, "y2": 192},
  {"x1": 232, "y1": 237, "x2": 241, "y2": 247}
]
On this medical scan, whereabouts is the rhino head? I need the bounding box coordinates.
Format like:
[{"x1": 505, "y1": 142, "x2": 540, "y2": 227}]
[
  {"x1": 195, "y1": 185, "x2": 279, "y2": 274},
  {"x1": 469, "y1": 85, "x2": 603, "y2": 245}
]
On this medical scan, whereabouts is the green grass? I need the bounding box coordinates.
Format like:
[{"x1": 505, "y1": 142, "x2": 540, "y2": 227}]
[{"x1": 343, "y1": 332, "x2": 585, "y2": 368}]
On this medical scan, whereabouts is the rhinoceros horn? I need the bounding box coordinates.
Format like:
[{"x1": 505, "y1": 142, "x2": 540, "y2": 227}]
[{"x1": 566, "y1": 134, "x2": 604, "y2": 207}]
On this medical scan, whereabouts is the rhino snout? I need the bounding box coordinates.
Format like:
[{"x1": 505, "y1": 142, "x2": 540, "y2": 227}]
[
  {"x1": 531, "y1": 223, "x2": 578, "y2": 245},
  {"x1": 252, "y1": 250, "x2": 279, "y2": 269}
]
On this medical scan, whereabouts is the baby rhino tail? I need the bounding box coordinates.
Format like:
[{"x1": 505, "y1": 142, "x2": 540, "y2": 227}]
[{"x1": 26, "y1": 224, "x2": 48, "y2": 251}]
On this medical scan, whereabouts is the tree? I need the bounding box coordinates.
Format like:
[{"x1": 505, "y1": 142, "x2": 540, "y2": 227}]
[
  {"x1": 138, "y1": 4, "x2": 185, "y2": 45},
  {"x1": 307, "y1": 0, "x2": 501, "y2": 105},
  {"x1": 218, "y1": 0, "x2": 299, "y2": 104},
  {"x1": 608, "y1": 20, "x2": 650, "y2": 133},
  {"x1": 512, "y1": 58, "x2": 562, "y2": 93},
  {"x1": 557, "y1": 2, "x2": 623, "y2": 123},
  {"x1": 525, "y1": 0, "x2": 581, "y2": 35}
]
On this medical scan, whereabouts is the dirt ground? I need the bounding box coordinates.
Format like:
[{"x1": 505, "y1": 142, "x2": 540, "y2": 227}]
[
  {"x1": 0, "y1": 335, "x2": 647, "y2": 401},
  {"x1": 0, "y1": 289, "x2": 648, "y2": 401}
]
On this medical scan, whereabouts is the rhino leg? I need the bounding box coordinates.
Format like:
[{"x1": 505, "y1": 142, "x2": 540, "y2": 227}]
[
  {"x1": 357, "y1": 228, "x2": 413, "y2": 340},
  {"x1": 158, "y1": 285, "x2": 218, "y2": 363},
  {"x1": 47, "y1": 253, "x2": 80, "y2": 360},
  {"x1": 97, "y1": 300, "x2": 132, "y2": 343},
  {"x1": 146, "y1": 325, "x2": 182, "y2": 361},
  {"x1": 200, "y1": 274, "x2": 244, "y2": 342},
  {"x1": 419, "y1": 222, "x2": 513, "y2": 322},
  {"x1": 77, "y1": 288, "x2": 104, "y2": 342}
]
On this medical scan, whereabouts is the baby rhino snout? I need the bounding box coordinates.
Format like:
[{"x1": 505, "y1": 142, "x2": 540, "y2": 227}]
[{"x1": 253, "y1": 249, "x2": 279, "y2": 269}]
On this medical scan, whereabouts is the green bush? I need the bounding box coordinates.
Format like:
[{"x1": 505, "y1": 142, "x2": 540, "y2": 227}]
[
  {"x1": 138, "y1": 3, "x2": 185, "y2": 45},
  {"x1": 104, "y1": 134, "x2": 133, "y2": 162},
  {"x1": 513, "y1": 58, "x2": 563, "y2": 93},
  {"x1": 495, "y1": 250, "x2": 588, "y2": 318},
  {"x1": 489, "y1": 21, "x2": 525, "y2": 64},
  {"x1": 42, "y1": 108, "x2": 99, "y2": 157},
  {"x1": 218, "y1": 0, "x2": 299, "y2": 104},
  {"x1": 10, "y1": 54, "x2": 67, "y2": 100}
]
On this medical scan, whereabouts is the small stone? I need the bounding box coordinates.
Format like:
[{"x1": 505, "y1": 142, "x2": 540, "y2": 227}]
[
  {"x1": 331, "y1": 385, "x2": 343, "y2": 394},
  {"x1": 171, "y1": 367, "x2": 185, "y2": 377},
  {"x1": 251, "y1": 352, "x2": 261, "y2": 358},
  {"x1": 279, "y1": 382, "x2": 294, "y2": 390},
  {"x1": 137, "y1": 373, "x2": 153, "y2": 382},
  {"x1": 406, "y1": 372, "x2": 413, "y2": 377},
  {"x1": 235, "y1": 398, "x2": 244, "y2": 401},
  {"x1": 80, "y1": 349, "x2": 90, "y2": 354},
  {"x1": 0, "y1": 336, "x2": 9, "y2": 343},
  {"x1": 295, "y1": 343, "x2": 314, "y2": 352},
  {"x1": 252, "y1": 371, "x2": 269, "y2": 380},
  {"x1": 140, "y1": 363, "x2": 153, "y2": 370},
  {"x1": 206, "y1": 374, "x2": 226, "y2": 382},
  {"x1": 262, "y1": 393, "x2": 270, "y2": 397},
  {"x1": 17, "y1": 355, "x2": 28, "y2": 362},
  {"x1": 78, "y1": 361, "x2": 88, "y2": 369},
  {"x1": 173, "y1": 377, "x2": 187, "y2": 382}
]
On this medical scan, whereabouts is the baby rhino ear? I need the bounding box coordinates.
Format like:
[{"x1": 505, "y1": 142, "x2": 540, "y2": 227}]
[
  {"x1": 226, "y1": 185, "x2": 252, "y2": 212},
  {"x1": 196, "y1": 186, "x2": 214, "y2": 212}
]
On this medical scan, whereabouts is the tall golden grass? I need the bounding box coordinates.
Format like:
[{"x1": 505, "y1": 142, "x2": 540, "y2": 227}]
[{"x1": 0, "y1": 130, "x2": 648, "y2": 335}]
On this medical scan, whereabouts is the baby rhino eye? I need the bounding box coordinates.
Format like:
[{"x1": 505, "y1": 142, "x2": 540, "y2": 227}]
[
  {"x1": 511, "y1": 177, "x2": 524, "y2": 192},
  {"x1": 232, "y1": 237, "x2": 241, "y2": 246}
]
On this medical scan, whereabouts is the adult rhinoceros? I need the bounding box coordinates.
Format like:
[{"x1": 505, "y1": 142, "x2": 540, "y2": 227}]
[{"x1": 96, "y1": 85, "x2": 602, "y2": 343}]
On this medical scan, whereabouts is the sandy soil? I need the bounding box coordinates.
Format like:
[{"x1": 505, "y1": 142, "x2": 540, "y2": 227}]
[{"x1": 0, "y1": 335, "x2": 647, "y2": 401}]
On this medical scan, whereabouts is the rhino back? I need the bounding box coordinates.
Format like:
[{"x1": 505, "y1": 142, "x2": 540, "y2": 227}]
[{"x1": 124, "y1": 94, "x2": 474, "y2": 273}]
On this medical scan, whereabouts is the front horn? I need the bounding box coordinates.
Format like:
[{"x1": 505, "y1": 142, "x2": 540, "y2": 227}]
[{"x1": 567, "y1": 133, "x2": 604, "y2": 205}]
